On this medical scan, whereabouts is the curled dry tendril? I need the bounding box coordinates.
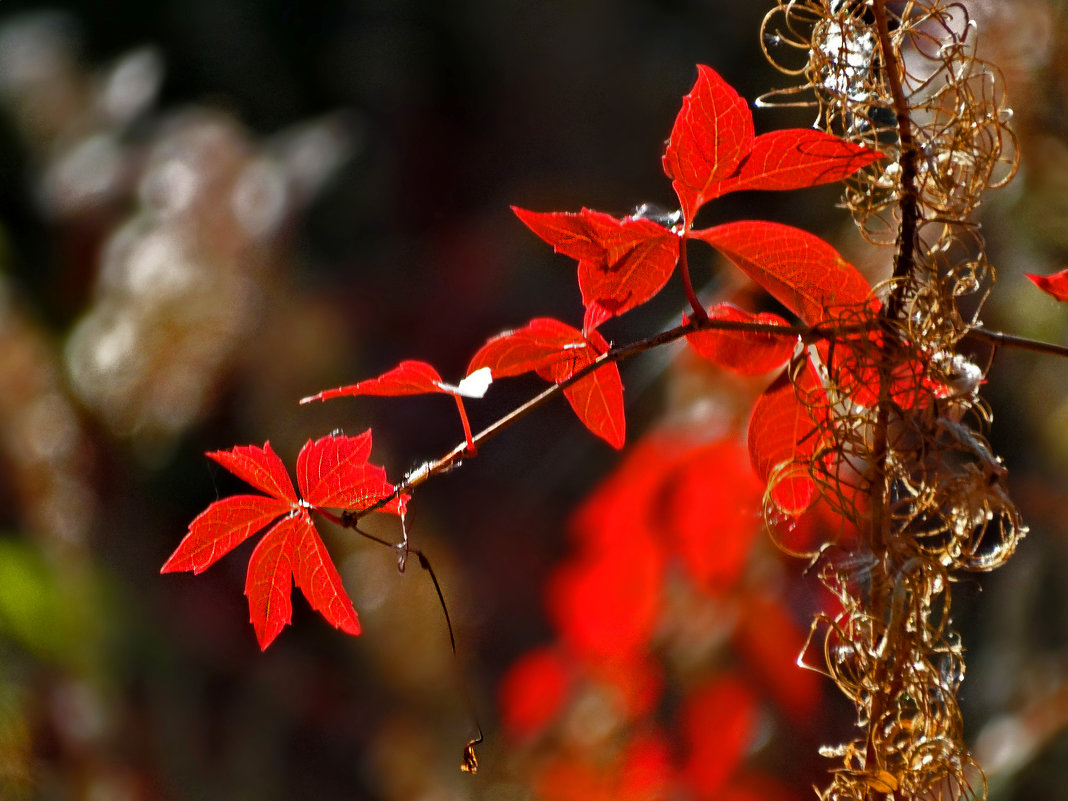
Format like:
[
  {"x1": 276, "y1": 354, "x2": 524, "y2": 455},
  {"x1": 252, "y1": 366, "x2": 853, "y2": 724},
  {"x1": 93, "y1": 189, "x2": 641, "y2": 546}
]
[{"x1": 758, "y1": 1, "x2": 1025, "y2": 799}]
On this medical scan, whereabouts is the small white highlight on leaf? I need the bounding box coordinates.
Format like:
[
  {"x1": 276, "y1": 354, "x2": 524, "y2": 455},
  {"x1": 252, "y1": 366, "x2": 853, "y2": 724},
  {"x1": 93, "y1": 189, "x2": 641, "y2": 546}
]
[{"x1": 445, "y1": 366, "x2": 492, "y2": 398}]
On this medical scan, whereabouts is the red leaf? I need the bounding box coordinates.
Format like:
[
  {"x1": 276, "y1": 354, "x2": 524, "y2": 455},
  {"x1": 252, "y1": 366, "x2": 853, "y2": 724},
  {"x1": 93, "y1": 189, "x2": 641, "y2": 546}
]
[
  {"x1": 663, "y1": 65, "x2": 754, "y2": 225},
  {"x1": 547, "y1": 522, "x2": 664, "y2": 659},
  {"x1": 243, "y1": 511, "x2": 361, "y2": 650},
  {"x1": 498, "y1": 647, "x2": 574, "y2": 739},
  {"x1": 208, "y1": 442, "x2": 297, "y2": 504},
  {"x1": 467, "y1": 317, "x2": 590, "y2": 379},
  {"x1": 161, "y1": 495, "x2": 289, "y2": 575},
  {"x1": 244, "y1": 515, "x2": 300, "y2": 650},
  {"x1": 512, "y1": 207, "x2": 680, "y2": 331},
  {"x1": 562, "y1": 361, "x2": 626, "y2": 450},
  {"x1": 733, "y1": 594, "x2": 822, "y2": 726},
  {"x1": 165, "y1": 435, "x2": 403, "y2": 648},
  {"x1": 302, "y1": 360, "x2": 448, "y2": 403},
  {"x1": 712, "y1": 129, "x2": 882, "y2": 198},
  {"x1": 666, "y1": 440, "x2": 763, "y2": 592},
  {"x1": 293, "y1": 517, "x2": 362, "y2": 637},
  {"x1": 684, "y1": 303, "x2": 796, "y2": 374},
  {"x1": 469, "y1": 319, "x2": 626, "y2": 448},
  {"x1": 1026, "y1": 268, "x2": 1068, "y2": 301},
  {"x1": 748, "y1": 364, "x2": 827, "y2": 516},
  {"x1": 296, "y1": 431, "x2": 401, "y2": 512},
  {"x1": 692, "y1": 221, "x2": 871, "y2": 324},
  {"x1": 682, "y1": 675, "x2": 757, "y2": 798}
]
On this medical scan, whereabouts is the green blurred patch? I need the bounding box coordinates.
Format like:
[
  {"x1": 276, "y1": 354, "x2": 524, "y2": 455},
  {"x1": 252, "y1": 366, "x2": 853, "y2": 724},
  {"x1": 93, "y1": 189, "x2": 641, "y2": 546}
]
[{"x1": 0, "y1": 537, "x2": 103, "y2": 672}]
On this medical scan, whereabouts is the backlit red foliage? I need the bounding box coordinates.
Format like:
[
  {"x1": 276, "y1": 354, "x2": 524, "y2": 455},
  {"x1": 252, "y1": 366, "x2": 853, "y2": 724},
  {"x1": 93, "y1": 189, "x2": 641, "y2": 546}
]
[
  {"x1": 163, "y1": 434, "x2": 402, "y2": 649},
  {"x1": 169, "y1": 64, "x2": 882, "y2": 789}
]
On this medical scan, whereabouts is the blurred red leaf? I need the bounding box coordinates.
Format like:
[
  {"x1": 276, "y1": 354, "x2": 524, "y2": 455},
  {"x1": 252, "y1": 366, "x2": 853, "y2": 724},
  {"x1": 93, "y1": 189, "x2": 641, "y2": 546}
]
[
  {"x1": 682, "y1": 675, "x2": 757, "y2": 799},
  {"x1": 666, "y1": 439, "x2": 763, "y2": 592},
  {"x1": 512, "y1": 207, "x2": 680, "y2": 332},
  {"x1": 163, "y1": 435, "x2": 400, "y2": 649},
  {"x1": 685, "y1": 303, "x2": 796, "y2": 374},
  {"x1": 535, "y1": 732, "x2": 674, "y2": 801},
  {"x1": 547, "y1": 521, "x2": 664, "y2": 659},
  {"x1": 734, "y1": 594, "x2": 822, "y2": 726},
  {"x1": 498, "y1": 647, "x2": 574, "y2": 740},
  {"x1": 1026, "y1": 268, "x2": 1068, "y2": 301},
  {"x1": 662, "y1": 65, "x2": 754, "y2": 225},
  {"x1": 469, "y1": 318, "x2": 626, "y2": 448},
  {"x1": 691, "y1": 221, "x2": 872, "y2": 324}
]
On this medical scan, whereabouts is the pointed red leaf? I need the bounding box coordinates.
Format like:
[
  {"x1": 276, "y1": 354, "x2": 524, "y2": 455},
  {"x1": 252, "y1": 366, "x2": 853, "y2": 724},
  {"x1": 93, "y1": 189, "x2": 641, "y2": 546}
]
[
  {"x1": 166, "y1": 437, "x2": 393, "y2": 647},
  {"x1": 302, "y1": 360, "x2": 448, "y2": 403},
  {"x1": 662, "y1": 65, "x2": 754, "y2": 224},
  {"x1": 710, "y1": 129, "x2": 882, "y2": 198},
  {"x1": 1026, "y1": 268, "x2": 1068, "y2": 301},
  {"x1": 748, "y1": 363, "x2": 828, "y2": 515},
  {"x1": 512, "y1": 207, "x2": 680, "y2": 331},
  {"x1": 244, "y1": 511, "x2": 361, "y2": 650},
  {"x1": 162, "y1": 494, "x2": 290, "y2": 574},
  {"x1": 467, "y1": 317, "x2": 590, "y2": 379},
  {"x1": 293, "y1": 520, "x2": 361, "y2": 637},
  {"x1": 561, "y1": 359, "x2": 626, "y2": 449},
  {"x1": 691, "y1": 220, "x2": 871, "y2": 324},
  {"x1": 296, "y1": 431, "x2": 399, "y2": 512},
  {"x1": 469, "y1": 319, "x2": 626, "y2": 448},
  {"x1": 545, "y1": 328, "x2": 625, "y2": 450},
  {"x1": 245, "y1": 515, "x2": 299, "y2": 650},
  {"x1": 684, "y1": 303, "x2": 796, "y2": 374},
  {"x1": 208, "y1": 442, "x2": 297, "y2": 503}
]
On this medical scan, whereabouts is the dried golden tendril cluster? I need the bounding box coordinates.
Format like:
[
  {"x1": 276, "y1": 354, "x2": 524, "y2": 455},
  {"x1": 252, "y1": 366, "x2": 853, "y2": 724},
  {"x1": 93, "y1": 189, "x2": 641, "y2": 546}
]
[{"x1": 758, "y1": 2, "x2": 1025, "y2": 799}]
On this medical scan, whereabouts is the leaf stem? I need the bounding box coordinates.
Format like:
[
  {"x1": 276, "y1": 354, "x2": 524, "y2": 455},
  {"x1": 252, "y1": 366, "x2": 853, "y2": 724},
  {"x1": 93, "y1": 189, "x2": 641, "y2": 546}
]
[
  {"x1": 679, "y1": 236, "x2": 708, "y2": 322},
  {"x1": 453, "y1": 395, "x2": 477, "y2": 455}
]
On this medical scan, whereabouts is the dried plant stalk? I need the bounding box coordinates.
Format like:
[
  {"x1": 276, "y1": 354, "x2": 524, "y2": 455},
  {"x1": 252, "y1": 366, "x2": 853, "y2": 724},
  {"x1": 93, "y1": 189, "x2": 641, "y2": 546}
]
[{"x1": 758, "y1": 2, "x2": 1025, "y2": 799}]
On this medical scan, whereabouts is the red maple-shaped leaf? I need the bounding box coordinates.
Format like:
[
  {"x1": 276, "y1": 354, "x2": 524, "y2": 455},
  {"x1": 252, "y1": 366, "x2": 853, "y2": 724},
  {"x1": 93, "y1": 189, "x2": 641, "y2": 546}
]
[
  {"x1": 1026, "y1": 268, "x2": 1068, "y2": 301},
  {"x1": 691, "y1": 221, "x2": 872, "y2": 324},
  {"x1": 512, "y1": 207, "x2": 680, "y2": 333},
  {"x1": 684, "y1": 303, "x2": 796, "y2": 375},
  {"x1": 468, "y1": 318, "x2": 626, "y2": 448},
  {"x1": 162, "y1": 434, "x2": 401, "y2": 649},
  {"x1": 663, "y1": 66, "x2": 881, "y2": 225}
]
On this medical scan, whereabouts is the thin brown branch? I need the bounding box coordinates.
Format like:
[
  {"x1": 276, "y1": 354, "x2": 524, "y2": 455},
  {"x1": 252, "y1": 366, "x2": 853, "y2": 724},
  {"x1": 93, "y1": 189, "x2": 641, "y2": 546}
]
[
  {"x1": 965, "y1": 327, "x2": 1068, "y2": 360},
  {"x1": 873, "y1": 0, "x2": 921, "y2": 317},
  {"x1": 346, "y1": 316, "x2": 1066, "y2": 521}
]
